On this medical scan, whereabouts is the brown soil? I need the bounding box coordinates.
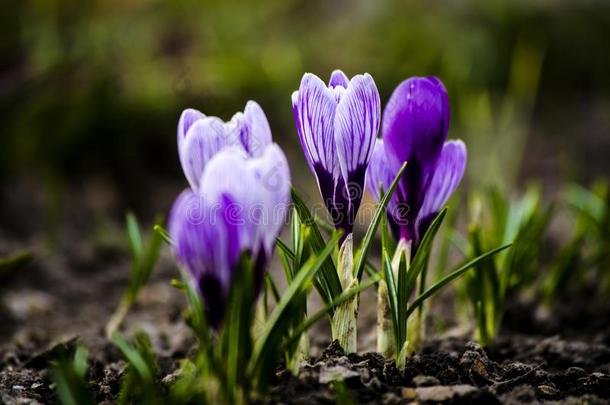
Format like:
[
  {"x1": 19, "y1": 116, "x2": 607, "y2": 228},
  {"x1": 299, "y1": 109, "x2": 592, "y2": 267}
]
[{"x1": 1, "y1": 180, "x2": 610, "y2": 404}]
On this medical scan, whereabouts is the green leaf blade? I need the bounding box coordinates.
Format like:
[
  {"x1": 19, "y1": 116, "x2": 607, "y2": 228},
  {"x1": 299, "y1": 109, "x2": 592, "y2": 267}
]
[{"x1": 355, "y1": 161, "x2": 408, "y2": 281}]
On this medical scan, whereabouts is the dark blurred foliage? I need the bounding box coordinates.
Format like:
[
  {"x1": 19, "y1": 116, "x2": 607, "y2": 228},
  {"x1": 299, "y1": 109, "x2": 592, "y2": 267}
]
[{"x1": 1, "y1": 0, "x2": 610, "y2": 197}]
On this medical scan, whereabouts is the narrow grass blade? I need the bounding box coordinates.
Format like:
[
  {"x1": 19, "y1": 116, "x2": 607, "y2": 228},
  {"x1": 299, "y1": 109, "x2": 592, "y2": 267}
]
[
  {"x1": 126, "y1": 213, "x2": 143, "y2": 267},
  {"x1": 153, "y1": 224, "x2": 174, "y2": 245},
  {"x1": 282, "y1": 273, "x2": 381, "y2": 351},
  {"x1": 291, "y1": 189, "x2": 342, "y2": 303},
  {"x1": 264, "y1": 273, "x2": 281, "y2": 304},
  {"x1": 314, "y1": 215, "x2": 335, "y2": 235},
  {"x1": 249, "y1": 231, "x2": 342, "y2": 385},
  {"x1": 51, "y1": 345, "x2": 94, "y2": 405},
  {"x1": 402, "y1": 208, "x2": 447, "y2": 308},
  {"x1": 112, "y1": 333, "x2": 153, "y2": 382},
  {"x1": 276, "y1": 238, "x2": 296, "y2": 262},
  {"x1": 140, "y1": 216, "x2": 164, "y2": 282},
  {"x1": 355, "y1": 162, "x2": 408, "y2": 281},
  {"x1": 395, "y1": 243, "x2": 410, "y2": 346},
  {"x1": 406, "y1": 243, "x2": 512, "y2": 318},
  {"x1": 223, "y1": 255, "x2": 254, "y2": 400}
]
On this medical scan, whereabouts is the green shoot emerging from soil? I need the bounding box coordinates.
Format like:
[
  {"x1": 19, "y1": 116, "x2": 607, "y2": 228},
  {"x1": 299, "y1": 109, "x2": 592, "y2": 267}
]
[
  {"x1": 378, "y1": 200, "x2": 512, "y2": 366},
  {"x1": 463, "y1": 186, "x2": 552, "y2": 345},
  {"x1": 105, "y1": 213, "x2": 163, "y2": 339}
]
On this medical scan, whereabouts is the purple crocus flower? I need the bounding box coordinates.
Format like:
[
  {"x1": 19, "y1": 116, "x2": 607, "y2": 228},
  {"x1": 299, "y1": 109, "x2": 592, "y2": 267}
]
[
  {"x1": 292, "y1": 70, "x2": 380, "y2": 235},
  {"x1": 367, "y1": 77, "x2": 467, "y2": 249},
  {"x1": 170, "y1": 104, "x2": 290, "y2": 327}
]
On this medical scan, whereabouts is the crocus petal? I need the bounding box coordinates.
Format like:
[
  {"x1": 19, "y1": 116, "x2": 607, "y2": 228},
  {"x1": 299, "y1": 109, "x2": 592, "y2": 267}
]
[
  {"x1": 168, "y1": 189, "x2": 240, "y2": 327},
  {"x1": 382, "y1": 76, "x2": 451, "y2": 240},
  {"x1": 334, "y1": 73, "x2": 380, "y2": 217},
  {"x1": 292, "y1": 73, "x2": 347, "y2": 228},
  {"x1": 328, "y1": 69, "x2": 349, "y2": 88},
  {"x1": 366, "y1": 139, "x2": 393, "y2": 202},
  {"x1": 239, "y1": 101, "x2": 272, "y2": 156},
  {"x1": 292, "y1": 73, "x2": 340, "y2": 180},
  {"x1": 198, "y1": 146, "x2": 258, "y2": 253},
  {"x1": 248, "y1": 143, "x2": 291, "y2": 255},
  {"x1": 177, "y1": 108, "x2": 206, "y2": 148},
  {"x1": 179, "y1": 117, "x2": 233, "y2": 191},
  {"x1": 199, "y1": 144, "x2": 290, "y2": 296},
  {"x1": 199, "y1": 143, "x2": 290, "y2": 255},
  {"x1": 366, "y1": 139, "x2": 402, "y2": 240},
  {"x1": 415, "y1": 140, "x2": 467, "y2": 241},
  {"x1": 383, "y1": 76, "x2": 450, "y2": 178}
]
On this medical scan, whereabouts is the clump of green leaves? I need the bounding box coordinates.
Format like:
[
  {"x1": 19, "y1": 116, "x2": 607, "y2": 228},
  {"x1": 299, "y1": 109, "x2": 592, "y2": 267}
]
[
  {"x1": 543, "y1": 181, "x2": 610, "y2": 301},
  {"x1": 288, "y1": 162, "x2": 407, "y2": 353},
  {"x1": 105, "y1": 213, "x2": 163, "y2": 339},
  {"x1": 463, "y1": 185, "x2": 552, "y2": 345},
  {"x1": 153, "y1": 227, "x2": 374, "y2": 403},
  {"x1": 51, "y1": 346, "x2": 94, "y2": 405},
  {"x1": 379, "y1": 205, "x2": 511, "y2": 366},
  {"x1": 113, "y1": 331, "x2": 163, "y2": 404}
]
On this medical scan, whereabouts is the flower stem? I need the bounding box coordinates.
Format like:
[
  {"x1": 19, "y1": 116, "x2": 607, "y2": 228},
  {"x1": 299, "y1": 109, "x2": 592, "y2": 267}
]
[{"x1": 331, "y1": 234, "x2": 358, "y2": 353}]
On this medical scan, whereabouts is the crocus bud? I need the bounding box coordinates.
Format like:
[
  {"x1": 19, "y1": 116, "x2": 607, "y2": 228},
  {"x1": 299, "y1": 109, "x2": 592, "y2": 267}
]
[
  {"x1": 367, "y1": 77, "x2": 466, "y2": 249},
  {"x1": 177, "y1": 101, "x2": 272, "y2": 191},
  {"x1": 292, "y1": 70, "x2": 380, "y2": 235}
]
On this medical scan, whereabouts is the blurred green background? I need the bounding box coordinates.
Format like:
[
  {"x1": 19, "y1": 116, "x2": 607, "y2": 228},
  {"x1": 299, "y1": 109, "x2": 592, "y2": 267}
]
[{"x1": 1, "y1": 0, "x2": 610, "y2": 226}]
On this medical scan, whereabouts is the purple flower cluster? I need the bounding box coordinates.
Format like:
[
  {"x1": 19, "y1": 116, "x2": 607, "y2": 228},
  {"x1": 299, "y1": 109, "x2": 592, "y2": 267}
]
[
  {"x1": 292, "y1": 73, "x2": 466, "y2": 250},
  {"x1": 167, "y1": 72, "x2": 466, "y2": 326},
  {"x1": 169, "y1": 101, "x2": 290, "y2": 326}
]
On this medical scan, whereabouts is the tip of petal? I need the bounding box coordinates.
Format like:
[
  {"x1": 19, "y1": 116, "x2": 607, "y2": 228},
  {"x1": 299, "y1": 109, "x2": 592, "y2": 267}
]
[
  {"x1": 329, "y1": 69, "x2": 349, "y2": 88},
  {"x1": 245, "y1": 100, "x2": 262, "y2": 110},
  {"x1": 178, "y1": 108, "x2": 206, "y2": 142},
  {"x1": 300, "y1": 72, "x2": 326, "y2": 89},
  {"x1": 291, "y1": 90, "x2": 299, "y2": 107},
  {"x1": 444, "y1": 139, "x2": 467, "y2": 157}
]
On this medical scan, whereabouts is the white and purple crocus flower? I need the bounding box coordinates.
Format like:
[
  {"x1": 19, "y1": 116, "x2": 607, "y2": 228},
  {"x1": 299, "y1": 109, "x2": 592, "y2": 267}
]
[
  {"x1": 367, "y1": 77, "x2": 467, "y2": 251},
  {"x1": 292, "y1": 70, "x2": 381, "y2": 237},
  {"x1": 169, "y1": 101, "x2": 291, "y2": 327}
]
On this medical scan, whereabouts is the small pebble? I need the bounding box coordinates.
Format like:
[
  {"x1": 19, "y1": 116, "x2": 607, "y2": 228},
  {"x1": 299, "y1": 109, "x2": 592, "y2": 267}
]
[
  {"x1": 537, "y1": 384, "x2": 559, "y2": 397},
  {"x1": 413, "y1": 375, "x2": 440, "y2": 387}
]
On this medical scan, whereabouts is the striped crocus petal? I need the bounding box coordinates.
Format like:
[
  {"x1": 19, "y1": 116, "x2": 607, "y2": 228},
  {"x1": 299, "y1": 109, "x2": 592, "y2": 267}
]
[
  {"x1": 292, "y1": 74, "x2": 342, "y2": 219},
  {"x1": 179, "y1": 117, "x2": 233, "y2": 191},
  {"x1": 248, "y1": 143, "x2": 292, "y2": 255},
  {"x1": 199, "y1": 144, "x2": 291, "y2": 293},
  {"x1": 334, "y1": 73, "x2": 380, "y2": 222},
  {"x1": 168, "y1": 189, "x2": 240, "y2": 328},
  {"x1": 237, "y1": 101, "x2": 272, "y2": 156},
  {"x1": 199, "y1": 146, "x2": 258, "y2": 254},
  {"x1": 200, "y1": 144, "x2": 291, "y2": 257},
  {"x1": 415, "y1": 140, "x2": 467, "y2": 242},
  {"x1": 177, "y1": 108, "x2": 206, "y2": 149}
]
